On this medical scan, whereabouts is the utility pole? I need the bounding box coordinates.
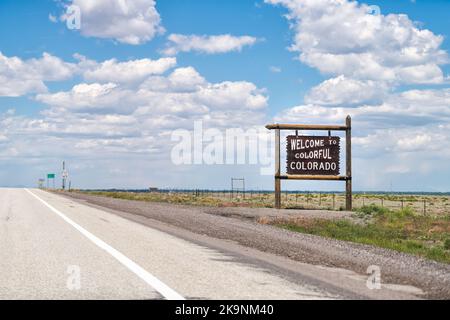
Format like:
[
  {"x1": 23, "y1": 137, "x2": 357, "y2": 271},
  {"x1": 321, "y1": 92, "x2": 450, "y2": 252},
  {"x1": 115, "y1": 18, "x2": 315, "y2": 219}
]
[{"x1": 62, "y1": 161, "x2": 69, "y2": 190}]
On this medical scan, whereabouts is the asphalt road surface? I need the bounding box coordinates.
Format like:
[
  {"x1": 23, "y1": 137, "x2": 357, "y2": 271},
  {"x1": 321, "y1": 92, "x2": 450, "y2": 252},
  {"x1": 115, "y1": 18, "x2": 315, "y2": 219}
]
[{"x1": 0, "y1": 188, "x2": 425, "y2": 300}]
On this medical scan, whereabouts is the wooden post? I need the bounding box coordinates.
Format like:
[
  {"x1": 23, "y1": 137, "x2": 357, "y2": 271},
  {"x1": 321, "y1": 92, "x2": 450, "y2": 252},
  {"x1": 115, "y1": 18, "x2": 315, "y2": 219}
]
[
  {"x1": 346, "y1": 116, "x2": 352, "y2": 211},
  {"x1": 275, "y1": 129, "x2": 281, "y2": 209},
  {"x1": 333, "y1": 193, "x2": 336, "y2": 210}
]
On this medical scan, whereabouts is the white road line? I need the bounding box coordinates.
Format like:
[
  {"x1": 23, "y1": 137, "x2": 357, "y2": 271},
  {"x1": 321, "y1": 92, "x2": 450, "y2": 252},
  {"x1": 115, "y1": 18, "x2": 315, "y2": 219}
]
[{"x1": 24, "y1": 188, "x2": 185, "y2": 301}]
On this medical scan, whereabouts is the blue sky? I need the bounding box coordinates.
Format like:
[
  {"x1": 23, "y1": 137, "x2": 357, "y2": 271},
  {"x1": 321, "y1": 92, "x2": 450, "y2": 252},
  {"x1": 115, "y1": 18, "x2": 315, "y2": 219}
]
[
  {"x1": 1, "y1": 0, "x2": 450, "y2": 191},
  {"x1": 0, "y1": 0, "x2": 311, "y2": 116},
  {"x1": 3, "y1": 0, "x2": 446, "y2": 116}
]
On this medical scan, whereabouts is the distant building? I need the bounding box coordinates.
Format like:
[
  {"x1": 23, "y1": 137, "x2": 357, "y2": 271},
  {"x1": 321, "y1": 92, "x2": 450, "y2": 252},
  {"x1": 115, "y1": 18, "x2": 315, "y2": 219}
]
[{"x1": 149, "y1": 187, "x2": 159, "y2": 193}]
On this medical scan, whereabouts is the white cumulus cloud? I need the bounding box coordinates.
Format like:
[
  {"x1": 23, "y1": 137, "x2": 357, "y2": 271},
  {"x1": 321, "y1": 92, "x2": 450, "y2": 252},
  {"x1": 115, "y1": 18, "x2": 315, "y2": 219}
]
[
  {"x1": 65, "y1": 0, "x2": 164, "y2": 45},
  {"x1": 83, "y1": 57, "x2": 177, "y2": 84},
  {"x1": 0, "y1": 52, "x2": 77, "y2": 97},
  {"x1": 305, "y1": 76, "x2": 388, "y2": 106},
  {"x1": 266, "y1": 0, "x2": 448, "y2": 84},
  {"x1": 267, "y1": 1, "x2": 450, "y2": 188},
  {"x1": 2, "y1": 56, "x2": 269, "y2": 188},
  {"x1": 162, "y1": 34, "x2": 259, "y2": 56}
]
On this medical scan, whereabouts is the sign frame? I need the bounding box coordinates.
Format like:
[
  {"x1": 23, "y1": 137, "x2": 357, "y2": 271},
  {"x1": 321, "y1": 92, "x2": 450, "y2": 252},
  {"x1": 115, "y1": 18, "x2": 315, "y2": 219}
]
[{"x1": 266, "y1": 116, "x2": 352, "y2": 210}]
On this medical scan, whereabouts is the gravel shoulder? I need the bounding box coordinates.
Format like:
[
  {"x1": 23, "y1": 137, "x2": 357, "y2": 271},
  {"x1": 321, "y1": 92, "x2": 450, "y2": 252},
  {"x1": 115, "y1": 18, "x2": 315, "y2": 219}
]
[{"x1": 58, "y1": 191, "x2": 450, "y2": 299}]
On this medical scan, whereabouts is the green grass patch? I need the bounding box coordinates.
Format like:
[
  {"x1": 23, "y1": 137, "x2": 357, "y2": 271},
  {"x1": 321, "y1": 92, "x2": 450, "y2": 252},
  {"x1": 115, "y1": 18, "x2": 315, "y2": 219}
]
[
  {"x1": 277, "y1": 206, "x2": 450, "y2": 264},
  {"x1": 445, "y1": 238, "x2": 450, "y2": 250},
  {"x1": 356, "y1": 204, "x2": 390, "y2": 217}
]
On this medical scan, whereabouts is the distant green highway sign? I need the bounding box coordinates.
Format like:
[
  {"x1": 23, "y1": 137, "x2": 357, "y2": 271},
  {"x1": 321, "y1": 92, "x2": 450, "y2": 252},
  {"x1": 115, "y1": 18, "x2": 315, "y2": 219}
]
[{"x1": 47, "y1": 174, "x2": 56, "y2": 179}]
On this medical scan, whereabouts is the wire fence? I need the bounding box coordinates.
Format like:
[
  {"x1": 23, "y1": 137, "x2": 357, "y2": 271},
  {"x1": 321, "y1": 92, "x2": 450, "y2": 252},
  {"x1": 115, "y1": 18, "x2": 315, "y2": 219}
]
[{"x1": 145, "y1": 189, "x2": 450, "y2": 216}]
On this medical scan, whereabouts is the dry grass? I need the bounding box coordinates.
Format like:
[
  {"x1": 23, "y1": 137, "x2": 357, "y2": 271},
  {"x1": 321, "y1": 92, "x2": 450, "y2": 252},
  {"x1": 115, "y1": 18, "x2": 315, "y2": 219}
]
[{"x1": 79, "y1": 190, "x2": 450, "y2": 216}]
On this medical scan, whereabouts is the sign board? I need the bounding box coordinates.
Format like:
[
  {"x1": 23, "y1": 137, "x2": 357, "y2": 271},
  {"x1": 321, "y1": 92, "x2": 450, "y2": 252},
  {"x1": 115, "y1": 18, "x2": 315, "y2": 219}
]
[
  {"x1": 266, "y1": 116, "x2": 352, "y2": 210},
  {"x1": 286, "y1": 136, "x2": 340, "y2": 176},
  {"x1": 47, "y1": 174, "x2": 56, "y2": 179}
]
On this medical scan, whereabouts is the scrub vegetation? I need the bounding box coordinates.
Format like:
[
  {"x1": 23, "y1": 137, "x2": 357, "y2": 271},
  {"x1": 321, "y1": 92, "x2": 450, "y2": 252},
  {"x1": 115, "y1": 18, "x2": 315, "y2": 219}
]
[{"x1": 275, "y1": 204, "x2": 450, "y2": 264}]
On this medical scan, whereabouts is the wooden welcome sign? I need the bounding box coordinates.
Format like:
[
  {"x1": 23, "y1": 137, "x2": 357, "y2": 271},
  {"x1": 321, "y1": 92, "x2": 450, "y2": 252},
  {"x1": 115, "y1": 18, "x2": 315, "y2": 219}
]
[{"x1": 266, "y1": 116, "x2": 352, "y2": 210}]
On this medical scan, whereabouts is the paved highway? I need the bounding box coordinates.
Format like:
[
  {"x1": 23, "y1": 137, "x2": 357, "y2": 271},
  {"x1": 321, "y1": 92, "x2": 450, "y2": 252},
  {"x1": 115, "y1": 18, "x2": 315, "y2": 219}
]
[{"x1": 0, "y1": 188, "x2": 422, "y2": 300}]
